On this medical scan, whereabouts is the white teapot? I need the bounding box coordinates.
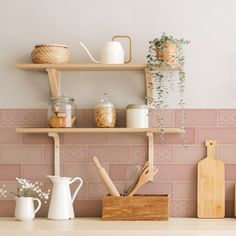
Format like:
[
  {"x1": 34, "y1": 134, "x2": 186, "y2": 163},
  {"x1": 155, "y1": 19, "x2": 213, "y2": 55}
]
[{"x1": 80, "y1": 35, "x2": 131, "y2": 64}]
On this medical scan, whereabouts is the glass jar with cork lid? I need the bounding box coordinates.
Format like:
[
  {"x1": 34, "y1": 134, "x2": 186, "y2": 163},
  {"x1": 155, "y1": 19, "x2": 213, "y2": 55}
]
[
  {"x1": 48, "y1": 96, "x2": 77, "y2": 128},
  {"x1": 95, "y1": 93, "x2": 116, "y2": 128}
]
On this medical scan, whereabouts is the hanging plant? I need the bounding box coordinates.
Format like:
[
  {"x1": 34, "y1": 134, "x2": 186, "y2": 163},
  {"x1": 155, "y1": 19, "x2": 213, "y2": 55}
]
[{"x1": 146, "y1": 33, "x2": 190, "y2": 137}]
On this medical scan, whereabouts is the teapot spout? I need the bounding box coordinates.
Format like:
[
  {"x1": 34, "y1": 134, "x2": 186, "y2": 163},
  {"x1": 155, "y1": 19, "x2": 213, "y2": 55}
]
[{"x1": 80, "y1": 42, "x2": 100, "y2": 63}]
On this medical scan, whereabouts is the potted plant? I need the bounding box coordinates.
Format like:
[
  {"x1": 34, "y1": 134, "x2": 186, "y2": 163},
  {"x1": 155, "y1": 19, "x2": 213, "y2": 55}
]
[
  {"x1": 146, "y1": 33, "x2": 190, "y2": 136},
  {"x1": 1, "y1": 178, "x2": 51, "y2": 221}
]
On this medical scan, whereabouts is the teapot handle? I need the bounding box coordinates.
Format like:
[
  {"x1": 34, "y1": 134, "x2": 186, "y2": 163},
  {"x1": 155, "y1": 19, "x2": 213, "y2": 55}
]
[
  {"x1": 112, "y1": 35, "x2": 132, "y2": 63},
  {"x1": 70, "y1": 177, "x2": 83, "y2": 203}
]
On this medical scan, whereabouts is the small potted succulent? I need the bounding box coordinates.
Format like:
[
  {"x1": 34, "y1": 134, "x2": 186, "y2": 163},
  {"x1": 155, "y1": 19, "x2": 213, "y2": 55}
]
[{"x1": 146, "y1": 33, "x2": 190, "y2": 135}]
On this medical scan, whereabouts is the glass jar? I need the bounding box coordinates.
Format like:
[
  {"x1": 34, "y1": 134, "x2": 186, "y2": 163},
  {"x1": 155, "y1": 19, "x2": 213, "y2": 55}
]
[
  {"x1": 48, "y1": 96, "x2": 77, "y2": 128},
  {"x1": 126, "y1": 104, "x2": 149, "y2": 128},
  {"x1": 95, "y1": 93, "x2": 116, "y2": 128}
]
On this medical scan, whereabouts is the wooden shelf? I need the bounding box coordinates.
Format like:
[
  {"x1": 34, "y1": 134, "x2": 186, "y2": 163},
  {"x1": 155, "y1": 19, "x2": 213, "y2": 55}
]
[
  {"x1": 15, "y1": 127, "x2": 182, "y2": 134},
  {"x1": 16, "y1": 63, "x2": 148, "y2": 71},
  {"x1": 16, "y1": 127, "x2": 182, "y2": 176}
]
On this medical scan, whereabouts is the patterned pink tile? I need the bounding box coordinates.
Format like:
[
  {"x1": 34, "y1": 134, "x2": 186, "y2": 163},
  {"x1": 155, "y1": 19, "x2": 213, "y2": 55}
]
[
  {"x1": 225, "y1": 181, "x2": 235, "y2": 201},
  {"x1": 110, "y1": 164, "x2": 142, "y2": 181},
  {"x1": 225, "y1": 200, "x2": 234, "y2": 217},
  {"x1": 88, "y1": 145, "x2": 130, "y2": 163},
  {"x1": 225, "y1": 164, "x2": 236, "y2": 181},
  {"x1": 154, "y1": 164, "x2": 197, "y2": 181},
  {"x1": 175, "y1": 109, "x2": 217, "y2": 127},
  {"x1": 87, "y1": 182, "x2": 124, "y2": 199},
  {"x1": 74, "y1": 200, "x2": 102, "y2": 217},
  {"x1": 0, "y1": 164, "x2": 21, "y2": 180},
  {"x1": 197, "y1": 127, "x2": 236, "y2": 144},
  {"x1": 0, "y1": 145, "x2": 43, "y2": 163},
  {"x1": 22, "y1": 164, "x2": 54, "y2": 181},
  {"x1": 218, "y1": 109, "x2": 236, "y2": 126},
  {"x1": 65, "y1": 133, "x2": 108, "y2": 144},
  {"x1": 108, "y1": 133, "x2": 147, "y2": 144},
  {"x1": 218, "y1": 145, "x2": 236, "y2": 163},
  {"x1": 174, "y1": 182, "x2": 196, "y2": 200},
  {"x1": 0, "y1": 200, "x2": 15, "y2": 216},
  {"x1": 65, "y1": 163, "x2": 109, "y2": 181},
  {"x1": 149, "y1": 109, "x2": 174, "y2": 127},
  {"x1": 0, "y1": 181, "x2": 17, "y2": 200},
  {"x1": 44, "y1": 145, "x2": 87, "y2": 163},
  {"x1": 131, "y1": 145, "x2": 147, "y2": 164},
  {"x1": 155, "y1": 128, "x2": 195, "y2": 144},
  {"x1": 77, "y1": 109, "x2": 92, "y2": 128},
  {"x1": 70, "y1": 180, "x2": 86, "y2": 200},
  {"x1": 0, "y1": 109, "x2": 44, "y2": 127},
  {"x1": 116, "y1": 109, "x2": 126, "y2": 128},
  {"x1": 87, "y1": 182, "x2": 109, "y2": 200},
  {"x1": 174, "y1": 145, "x2": 206, "y2": 164},
  {"x1": 154, "y1": 145, "x2": 174, "y2": 164},
  {"x1": 22, "y1": 134, "x2": 65, "y2": 145},
  {"x1": 170, "y1": 200, "x2": 196, "y2": 217},
  {"x1": 137, "y1": 181, "x2": 173, "y2": 198},
  {"x1": 0, "y1": 128, "x2": 21, "y2": 144}
]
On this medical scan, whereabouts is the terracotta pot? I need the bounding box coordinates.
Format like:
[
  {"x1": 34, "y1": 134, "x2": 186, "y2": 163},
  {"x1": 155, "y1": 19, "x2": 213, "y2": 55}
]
[{"x1": 156, "y1": 43, "x2": 176, "y2": 65}]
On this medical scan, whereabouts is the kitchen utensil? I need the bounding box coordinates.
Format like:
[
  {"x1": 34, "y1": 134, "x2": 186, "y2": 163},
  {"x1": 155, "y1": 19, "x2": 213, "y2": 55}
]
[
  {"x1": 127, "y1": 163, "x2": 158, "y2": 196},
  {"x1": 47, "y1": 175, "x2": 83, "y2": 220},
  {"x1": 123, "y1": 165, "x2": 142, "y2": 196},
  {"x1": 80, "y1": 35, "x2": 131, "y2": 64},
  {"x1": 92, "y1": 156, "x2": 120, "y2": 196},
  {"x1": 197, "y1": 140, "x2": 225, "y2": 218}
]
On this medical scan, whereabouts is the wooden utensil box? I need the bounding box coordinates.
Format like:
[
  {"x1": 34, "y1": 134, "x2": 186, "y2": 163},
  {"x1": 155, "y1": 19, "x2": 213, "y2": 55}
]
[{"x1": 102, "y1": 194, "x2": 169, "y2": 221}]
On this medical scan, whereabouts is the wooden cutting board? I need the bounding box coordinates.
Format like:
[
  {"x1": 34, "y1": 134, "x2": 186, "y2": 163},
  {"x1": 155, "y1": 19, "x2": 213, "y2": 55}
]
[{"x1": 197, "y1": 140, "x2": 225, "y2": 218}]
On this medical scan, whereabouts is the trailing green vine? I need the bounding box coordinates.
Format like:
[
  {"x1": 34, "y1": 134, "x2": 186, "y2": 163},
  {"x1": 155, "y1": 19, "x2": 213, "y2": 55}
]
[{"x1": 146, "y1": 33, "x2": 190, "y2": 140}]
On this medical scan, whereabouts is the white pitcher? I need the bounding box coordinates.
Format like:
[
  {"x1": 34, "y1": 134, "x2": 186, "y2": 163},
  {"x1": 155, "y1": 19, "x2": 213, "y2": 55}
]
[
  {"x1": 80, "y1": 35, "x2": 131, "y2": 64},
  {"x1": 15, "y1": 196, "x2": 41, "y2": 221},
  {"x1": 47, "y1": 175, "x2": 83, "y2": 220}
]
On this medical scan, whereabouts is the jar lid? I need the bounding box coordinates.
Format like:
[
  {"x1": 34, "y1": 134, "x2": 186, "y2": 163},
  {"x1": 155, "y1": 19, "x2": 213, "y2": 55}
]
[
  {"x1": 126, "y1": 104, "x2": 148, "y2": 109},
  {"x1": 50, "y1": 96, "x2": 74, "y2": 102}
]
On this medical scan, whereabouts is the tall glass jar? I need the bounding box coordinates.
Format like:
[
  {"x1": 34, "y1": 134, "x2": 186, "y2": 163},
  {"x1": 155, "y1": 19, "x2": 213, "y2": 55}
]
[
  {"x1": 48, "y1": 96, "x2": 77, "y2": 128},
  {"x1": 95, "y1": 93, "x2": 116, "y2": 128}
]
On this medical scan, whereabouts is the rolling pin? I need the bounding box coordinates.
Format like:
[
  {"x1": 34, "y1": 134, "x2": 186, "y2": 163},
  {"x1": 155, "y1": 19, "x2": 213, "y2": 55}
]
[{"x1": 92, "y1": 156, "x2": 120, "y2": 196}]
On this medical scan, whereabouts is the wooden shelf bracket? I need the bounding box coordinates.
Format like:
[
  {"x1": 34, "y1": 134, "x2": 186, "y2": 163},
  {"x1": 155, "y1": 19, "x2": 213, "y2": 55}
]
[
  {"x1": 48, "y1": 132, "x2": 60, "y2": 176},
  {"x1": 47, "y1": 69, "x2": 60, "y2": 97}
]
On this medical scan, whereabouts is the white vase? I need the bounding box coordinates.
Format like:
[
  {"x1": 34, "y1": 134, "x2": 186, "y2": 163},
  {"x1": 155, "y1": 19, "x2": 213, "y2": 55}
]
[{"x1": 15, "y1": 196, "x2": 41, "y2": 221}]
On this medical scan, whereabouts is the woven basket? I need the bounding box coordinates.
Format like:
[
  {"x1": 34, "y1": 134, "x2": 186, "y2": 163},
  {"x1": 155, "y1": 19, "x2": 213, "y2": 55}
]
[{"x1": 31, "y1": 44, "x2": 70, "y2": 64}]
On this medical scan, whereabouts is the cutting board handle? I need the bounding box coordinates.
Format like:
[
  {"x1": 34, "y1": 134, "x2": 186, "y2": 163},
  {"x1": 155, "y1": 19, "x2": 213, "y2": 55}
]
[{"x1": 205, "y1": 140, "x2": 217, "y2": 158}]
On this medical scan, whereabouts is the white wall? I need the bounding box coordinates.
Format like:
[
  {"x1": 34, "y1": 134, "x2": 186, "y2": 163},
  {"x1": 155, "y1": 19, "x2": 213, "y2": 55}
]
[{"x1": 0, "y1": 0, "x2": 236, "y2": 108}]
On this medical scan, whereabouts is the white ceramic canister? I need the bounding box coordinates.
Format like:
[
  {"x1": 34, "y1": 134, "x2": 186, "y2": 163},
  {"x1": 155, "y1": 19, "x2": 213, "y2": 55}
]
[{"x1": 126, "y1": 104, "x2": 149, "y2": 128}]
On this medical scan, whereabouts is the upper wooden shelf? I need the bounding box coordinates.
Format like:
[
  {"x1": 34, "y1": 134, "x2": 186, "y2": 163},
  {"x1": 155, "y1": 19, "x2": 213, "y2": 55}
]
[
  {"x1": 15, "y1": 127, "x2": 182, "y2": 134},
  {"x1": 16, "y1": 63, "x2": 180, "y2": 72},
  {"x1": 16, "y1": 63, "x2": 147, "y2": 71}
]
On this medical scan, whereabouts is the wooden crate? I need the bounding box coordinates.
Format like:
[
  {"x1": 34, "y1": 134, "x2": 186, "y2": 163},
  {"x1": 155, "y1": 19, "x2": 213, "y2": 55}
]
[{"x1": 102, "y1": 194, "x2": 169, "y2": 221}]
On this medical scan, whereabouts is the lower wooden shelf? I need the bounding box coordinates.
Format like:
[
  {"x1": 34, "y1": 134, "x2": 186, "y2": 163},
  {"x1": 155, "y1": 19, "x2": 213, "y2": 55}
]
[{"x1": 15, "y1": 127, "x2": 183, "y2": 176}]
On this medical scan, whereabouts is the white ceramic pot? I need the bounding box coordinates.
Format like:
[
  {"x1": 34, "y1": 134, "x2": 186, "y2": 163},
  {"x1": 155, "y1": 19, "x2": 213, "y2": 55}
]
[{"x1": 15, "y1": 196, "x2": 41, "y2": 221}]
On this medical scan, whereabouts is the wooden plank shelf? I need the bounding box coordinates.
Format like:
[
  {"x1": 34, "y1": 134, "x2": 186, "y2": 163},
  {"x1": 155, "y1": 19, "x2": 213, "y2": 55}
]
[
  {"x1": 16, "y1": 63, "x2": 148, "y2": 71},
  {"x1": 15, "y1": 127, "x2": 182, "y2": 134}
]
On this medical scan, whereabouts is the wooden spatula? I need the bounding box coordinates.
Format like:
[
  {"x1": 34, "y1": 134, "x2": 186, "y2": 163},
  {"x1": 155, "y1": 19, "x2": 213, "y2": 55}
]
[
  {"x1": 127, "y1": 164, "x2": 158, "y2": 196},
  {"x1": 197, "y1": 140, "x2": 225, "y2": 218}
]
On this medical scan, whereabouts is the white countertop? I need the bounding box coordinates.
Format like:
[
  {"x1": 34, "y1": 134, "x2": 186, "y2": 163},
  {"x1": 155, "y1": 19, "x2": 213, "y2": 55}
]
[{"x1": 0, "y1": 217, "x2": 236, "y2": 236}]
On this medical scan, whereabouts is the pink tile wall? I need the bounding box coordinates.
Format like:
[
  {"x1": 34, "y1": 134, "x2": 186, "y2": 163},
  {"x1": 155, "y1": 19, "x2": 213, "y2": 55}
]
[{"x1": 0, "y1": 108, "x2": 236, "y2": 218}]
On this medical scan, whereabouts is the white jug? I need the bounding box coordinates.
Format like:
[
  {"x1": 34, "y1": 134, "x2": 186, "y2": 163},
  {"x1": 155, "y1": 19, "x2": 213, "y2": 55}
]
[
  {"x1": 47, "y1": 175, "x2": 83, "y2": 220},
  {"x1": 15, "y1": 196, "x2": 41, "y2": 221},
  {"x1": 80, "y1": 35, "x2": 131, "y2": 64}
]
